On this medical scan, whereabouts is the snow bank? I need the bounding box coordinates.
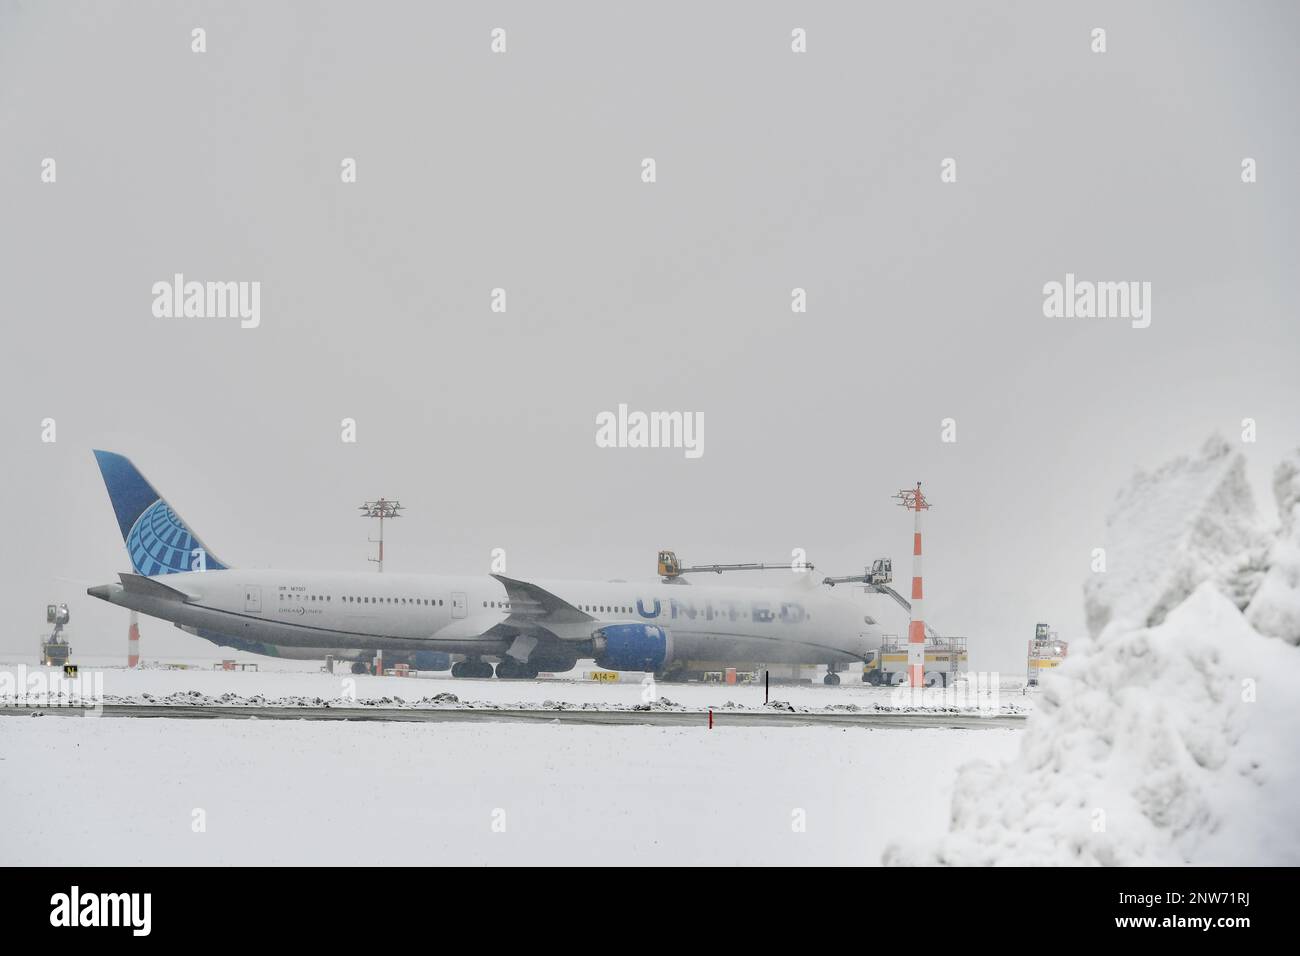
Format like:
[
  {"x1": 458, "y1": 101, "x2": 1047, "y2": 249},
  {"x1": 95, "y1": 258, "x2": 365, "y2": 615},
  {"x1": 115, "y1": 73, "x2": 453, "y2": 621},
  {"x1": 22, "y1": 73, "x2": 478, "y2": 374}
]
[
  {"x1": 1083, "y1": 435, "x2": 1264, "y2": 637},
  {"x1": 1246, "y1": 452, "x2": 1300, "y2": 645},
  {"x1": 887, "y1": 438, "x2": 1300, "y2": 866},
  {"x1": 885, "y1": 585, "x2": 1300, "y2": 865}
]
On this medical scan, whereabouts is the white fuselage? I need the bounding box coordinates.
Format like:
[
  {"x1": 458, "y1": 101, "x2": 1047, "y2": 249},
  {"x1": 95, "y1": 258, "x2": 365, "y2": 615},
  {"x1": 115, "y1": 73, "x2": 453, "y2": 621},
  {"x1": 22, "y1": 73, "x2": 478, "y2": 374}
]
[{"x1": 95, "y1": 568, "x2": 882, "y2": 669}]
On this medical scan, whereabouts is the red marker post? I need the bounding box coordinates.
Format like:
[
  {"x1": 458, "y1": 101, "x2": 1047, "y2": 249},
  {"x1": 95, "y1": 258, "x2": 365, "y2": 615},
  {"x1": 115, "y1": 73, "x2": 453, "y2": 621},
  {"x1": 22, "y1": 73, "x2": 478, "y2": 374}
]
[{"x1": 895, "y1": 483, "x2": 933, "y2": 688}]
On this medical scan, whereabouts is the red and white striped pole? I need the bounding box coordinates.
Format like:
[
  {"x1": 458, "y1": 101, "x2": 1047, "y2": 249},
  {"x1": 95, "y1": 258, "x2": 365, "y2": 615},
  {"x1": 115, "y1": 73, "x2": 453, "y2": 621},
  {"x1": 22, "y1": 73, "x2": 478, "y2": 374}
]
[
  {"x1": 895, "y1": 483, "x2": 932, "y2": 688},
  {"x1": 127, "y1": 611, "x2": 140, "y2": 668}
]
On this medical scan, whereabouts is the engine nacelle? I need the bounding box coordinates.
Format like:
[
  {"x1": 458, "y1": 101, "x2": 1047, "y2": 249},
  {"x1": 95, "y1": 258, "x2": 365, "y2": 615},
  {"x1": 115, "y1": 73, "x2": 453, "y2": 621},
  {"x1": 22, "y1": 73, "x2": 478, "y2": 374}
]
[
  {"x1": 592, "y1": 623, "x2": 672, "y2": 672},
  {"x1": 529, "y1": 652, "x2": 579, "y2": 674},
  {"x1": 411, "y1": 650, "x2": 452, "y2": 671}
]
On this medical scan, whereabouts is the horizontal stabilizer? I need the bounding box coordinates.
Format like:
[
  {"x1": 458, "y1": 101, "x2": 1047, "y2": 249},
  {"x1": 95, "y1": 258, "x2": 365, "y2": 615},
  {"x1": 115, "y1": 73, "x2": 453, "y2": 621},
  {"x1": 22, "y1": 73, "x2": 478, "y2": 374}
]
[{"x1": 118, "y1": 572, "x2": 199, "y2": 603}]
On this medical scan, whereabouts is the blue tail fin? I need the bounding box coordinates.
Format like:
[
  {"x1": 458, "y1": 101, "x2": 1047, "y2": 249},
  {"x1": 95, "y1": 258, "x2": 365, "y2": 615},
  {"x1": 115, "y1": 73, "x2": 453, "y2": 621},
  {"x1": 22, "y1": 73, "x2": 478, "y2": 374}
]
[{"x1": 92, "y1": 450, "x2": 229, "y2": 575}]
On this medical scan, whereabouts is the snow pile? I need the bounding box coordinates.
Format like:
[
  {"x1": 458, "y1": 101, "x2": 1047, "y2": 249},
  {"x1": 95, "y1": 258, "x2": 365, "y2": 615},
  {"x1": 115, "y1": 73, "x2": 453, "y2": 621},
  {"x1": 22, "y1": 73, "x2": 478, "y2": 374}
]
[
  {"x1": 1246, "y1": 451, "x2": 1300, "y2": 644},
  {"x1": 886, "y1": 585, "x2": 1300, "y2": 865},
  {"x1": 1083, "y1": 435, "x2": 1265, "y2": 637},
  {"x1": 886, "y1": 438, "x2": 1300, "y2": 866}
]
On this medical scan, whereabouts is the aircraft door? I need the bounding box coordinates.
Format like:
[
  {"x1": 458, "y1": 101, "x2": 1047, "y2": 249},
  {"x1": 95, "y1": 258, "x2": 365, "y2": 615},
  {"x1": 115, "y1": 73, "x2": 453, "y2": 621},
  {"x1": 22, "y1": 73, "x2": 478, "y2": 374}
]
[
  {"x1": 244, "y1": 586, "x2": 262, "y2": 613},
  {"x1": 451, "y1": 592, "x2": 467, "y2": 619}
]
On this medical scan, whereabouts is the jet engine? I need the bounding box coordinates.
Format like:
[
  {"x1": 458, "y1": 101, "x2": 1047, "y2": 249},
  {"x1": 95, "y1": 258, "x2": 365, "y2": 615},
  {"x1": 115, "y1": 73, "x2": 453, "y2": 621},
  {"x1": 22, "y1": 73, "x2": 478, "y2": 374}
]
[
  {"x1": 411, "y1": 650, "x2": 452, "y2": 671},
  {"x1": 592, "y1": 623, "x2": 672, "y2": 672}
]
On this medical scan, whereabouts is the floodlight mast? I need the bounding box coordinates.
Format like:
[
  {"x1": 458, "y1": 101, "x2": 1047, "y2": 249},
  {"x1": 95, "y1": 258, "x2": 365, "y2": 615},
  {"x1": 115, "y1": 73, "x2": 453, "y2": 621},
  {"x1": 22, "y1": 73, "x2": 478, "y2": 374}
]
[{"x1": 359, "y1": 498, "x2": 404, "y2": 573}]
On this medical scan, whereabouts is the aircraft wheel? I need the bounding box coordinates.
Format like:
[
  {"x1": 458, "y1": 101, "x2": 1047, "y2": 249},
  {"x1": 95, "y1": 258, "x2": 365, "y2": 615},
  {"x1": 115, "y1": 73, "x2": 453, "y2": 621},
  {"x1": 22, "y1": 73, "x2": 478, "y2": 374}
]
[
  {"x1": 496, "y1": 659, "x2": 520, "y2": 679},
  {"x1": 350, "y1": 662, "x2": 368, "y2": 675},
  {"x1": 823, "y1": 672, "x2": 841, "y2": 686}
]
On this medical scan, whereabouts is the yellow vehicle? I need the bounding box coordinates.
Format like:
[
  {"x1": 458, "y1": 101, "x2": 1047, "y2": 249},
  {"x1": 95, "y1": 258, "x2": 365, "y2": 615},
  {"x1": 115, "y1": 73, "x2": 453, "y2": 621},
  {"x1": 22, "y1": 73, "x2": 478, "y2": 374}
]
[
  {"x1": 1027, "y1": 623, "x2": 1068, "y2": 686},
  {"x1": 657, "y1": 550, "x2": 682, "y2": 578},
  {"x1": 657, "y1": 549, "x2": 805, "y2": 581},
  {"x1": 863, "y1": 635, "x2": 967, "y2": 687}
]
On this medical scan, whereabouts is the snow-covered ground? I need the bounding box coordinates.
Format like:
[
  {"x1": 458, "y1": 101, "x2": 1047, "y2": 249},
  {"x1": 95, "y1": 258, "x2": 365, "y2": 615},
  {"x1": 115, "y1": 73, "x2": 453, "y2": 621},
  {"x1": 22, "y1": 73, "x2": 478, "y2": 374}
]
[
  {"x1": 0, "y1": 653, "x2": 1026, "y2": 864},
  {"x1": 0, "y1": 715, "x2": 1018, "y2": 865}
]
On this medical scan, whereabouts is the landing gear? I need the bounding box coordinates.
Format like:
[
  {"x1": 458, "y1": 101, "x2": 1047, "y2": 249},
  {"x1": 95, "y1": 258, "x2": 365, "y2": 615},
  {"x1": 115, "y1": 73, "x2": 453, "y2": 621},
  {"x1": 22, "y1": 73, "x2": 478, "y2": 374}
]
[
  {"x1": 495, "y1": 659, "x2": 540, "y2": 680},
  {"x1": 451, "y1": 659, "x2": 494, "y2": 679},
  {"x1": 350, "y1": 661, "x2": 369, "y2": 675},
  {"x1": 823, "y1": 672, "x2": 841, "y2": 686}
]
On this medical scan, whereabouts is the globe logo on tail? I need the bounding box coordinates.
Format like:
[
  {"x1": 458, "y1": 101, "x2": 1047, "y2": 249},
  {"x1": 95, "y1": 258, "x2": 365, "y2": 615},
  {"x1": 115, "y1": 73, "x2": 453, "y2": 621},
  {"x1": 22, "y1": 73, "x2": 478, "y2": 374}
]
[{"x1": 126, "y1": 500, "x2": 210, "y2": 576}]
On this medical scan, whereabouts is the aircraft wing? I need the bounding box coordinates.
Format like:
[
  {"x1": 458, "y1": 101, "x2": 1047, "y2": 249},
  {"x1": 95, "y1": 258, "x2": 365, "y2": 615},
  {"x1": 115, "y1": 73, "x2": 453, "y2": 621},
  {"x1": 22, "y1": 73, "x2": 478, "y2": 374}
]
[
  {"x1": 491, "y1": 573, "x2": 595, "y2": 631},
  {"x1": 433, "y1": 615, "x2": 519, "y2": 641},
  {"x1": 432, "y1": 576, "x2": 596, "y2": 645}
]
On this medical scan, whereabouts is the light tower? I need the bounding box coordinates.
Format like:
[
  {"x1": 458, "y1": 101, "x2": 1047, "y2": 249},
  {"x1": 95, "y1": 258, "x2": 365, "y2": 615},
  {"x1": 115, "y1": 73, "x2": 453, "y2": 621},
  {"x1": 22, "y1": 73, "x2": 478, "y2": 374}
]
[
  {"x1": 358, "y1": 498, "x2": 404, "y2": 573},
  {"x1": 894, "y1": 482, "x2": 932, "y2": 688}
]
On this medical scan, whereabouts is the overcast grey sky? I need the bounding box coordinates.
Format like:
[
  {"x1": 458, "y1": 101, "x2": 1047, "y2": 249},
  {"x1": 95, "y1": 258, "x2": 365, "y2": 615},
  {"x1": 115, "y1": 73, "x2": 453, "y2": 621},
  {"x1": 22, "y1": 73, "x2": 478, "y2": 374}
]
[{"x1": 1, "y1": 1, "x2": 1296, "y2": 670}]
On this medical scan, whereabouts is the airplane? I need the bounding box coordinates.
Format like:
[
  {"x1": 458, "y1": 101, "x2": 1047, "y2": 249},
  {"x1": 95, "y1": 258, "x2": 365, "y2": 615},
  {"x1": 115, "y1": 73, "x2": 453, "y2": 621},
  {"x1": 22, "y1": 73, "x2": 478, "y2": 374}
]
[{"x1": 86, "y1": 451, "x2": 885, "y2": 682}]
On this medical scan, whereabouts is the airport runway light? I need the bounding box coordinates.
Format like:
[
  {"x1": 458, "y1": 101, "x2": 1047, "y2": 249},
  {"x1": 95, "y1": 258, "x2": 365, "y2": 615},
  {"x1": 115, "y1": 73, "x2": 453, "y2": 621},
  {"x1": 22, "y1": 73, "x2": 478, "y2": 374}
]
[{"x1": 359, "y1": 498, "x2": 404, "y2": 573}]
